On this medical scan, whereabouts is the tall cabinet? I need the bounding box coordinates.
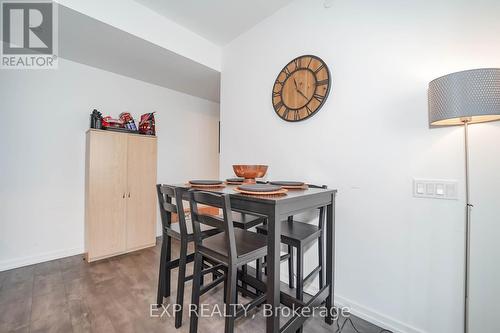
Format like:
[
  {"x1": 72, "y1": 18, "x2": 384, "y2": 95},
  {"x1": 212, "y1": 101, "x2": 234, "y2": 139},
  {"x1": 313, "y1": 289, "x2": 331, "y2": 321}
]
[{"x1": 85, "y1": 129, "x2": 157, "y2": 262}]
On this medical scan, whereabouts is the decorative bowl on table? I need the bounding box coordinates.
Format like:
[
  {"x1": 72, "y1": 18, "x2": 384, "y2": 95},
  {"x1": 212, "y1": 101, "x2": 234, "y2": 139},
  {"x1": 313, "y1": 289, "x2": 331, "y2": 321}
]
[{"x1": 232, "y1": 165, "x2": 268, "y2": 184}]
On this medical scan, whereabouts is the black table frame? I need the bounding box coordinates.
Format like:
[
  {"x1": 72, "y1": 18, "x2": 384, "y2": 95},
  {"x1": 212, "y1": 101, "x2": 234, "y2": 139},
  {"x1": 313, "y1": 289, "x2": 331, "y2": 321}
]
[{"x1": 172, "y1": 184, "x2": 337, "y2": 333}]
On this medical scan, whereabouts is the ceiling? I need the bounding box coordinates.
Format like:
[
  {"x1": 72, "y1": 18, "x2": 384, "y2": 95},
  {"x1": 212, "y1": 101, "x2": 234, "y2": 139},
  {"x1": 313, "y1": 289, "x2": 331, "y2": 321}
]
[
  {"x1": 59, "y1": 5, "x2": 220, "y2": 102},
  {"x1": 133, "y1": 0, "x2": 294, "y2": 46}
]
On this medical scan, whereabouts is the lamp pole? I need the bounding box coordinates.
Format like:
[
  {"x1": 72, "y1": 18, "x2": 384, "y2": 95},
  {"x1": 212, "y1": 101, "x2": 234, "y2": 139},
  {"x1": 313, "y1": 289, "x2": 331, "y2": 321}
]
[{"x1": 463, "y1": 119, "x2": 472, "y2": 333}]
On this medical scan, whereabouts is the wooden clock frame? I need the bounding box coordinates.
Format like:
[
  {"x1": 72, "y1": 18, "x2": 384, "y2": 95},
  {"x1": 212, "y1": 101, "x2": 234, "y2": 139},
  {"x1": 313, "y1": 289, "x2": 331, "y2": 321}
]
[{"x1": 272, "y1": 55, "x2": 331, "y2": 122}]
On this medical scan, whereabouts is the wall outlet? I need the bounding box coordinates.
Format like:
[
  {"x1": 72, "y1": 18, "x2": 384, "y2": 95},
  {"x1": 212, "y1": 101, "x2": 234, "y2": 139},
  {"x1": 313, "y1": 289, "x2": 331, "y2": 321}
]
[{"x1": 413, "y1": 179, "x2": 458, "y2": 200}]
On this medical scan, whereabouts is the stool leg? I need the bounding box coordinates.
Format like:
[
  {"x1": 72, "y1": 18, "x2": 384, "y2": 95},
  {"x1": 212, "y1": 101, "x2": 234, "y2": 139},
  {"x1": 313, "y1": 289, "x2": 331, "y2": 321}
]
[
  {"x1": 257, "y1": 228, "x2": 268, "y2": 277},
  {"x1": 296, "y1": 245, "x2": 304, "y2": 333},
  {"x1": 225, "y1": 265, "x2": 238, "y2": 333},
  {"x1": 165, "y1": 235, "x2": 172, "y2": 297},
  {"x1": 175, "y1": 239, "x2": 188, "y2": 328},
  {"x1": 318, "y1": 235, "x2": 325, "y2": 289},
  {"x1": 241, "y1": 264, "x2": 249, "y2": 297},
  {"x1": 212, "y1": 263, "x2": 217, "y2": 281},
  {"x1": 256, "y1": 258, "x2": 263, "y2": 295},
  {"x1": 288, "y1": 245, "x2": 295, "y2": 289},
  {"x1": 256, "y1": 259, "x2": 262, "y2": 280},
  {"x1": 157, "y1": 234, "x2": 172, "y2": 305},
  {"x1": 296, "y1": 245, "x2": 303, "y2": 301},
  {"x1": 201, "y1": 262, "x2": 209, "y2": 286},
  {"x1": 189, "y1": 252, "x2": 203, "y2": 333},
  {"x1": 224, "y1": 275, "x2": 228, "y2": 304},
  {"x1": 156, "y1": 236, "x2": 166, "y2": 306}
]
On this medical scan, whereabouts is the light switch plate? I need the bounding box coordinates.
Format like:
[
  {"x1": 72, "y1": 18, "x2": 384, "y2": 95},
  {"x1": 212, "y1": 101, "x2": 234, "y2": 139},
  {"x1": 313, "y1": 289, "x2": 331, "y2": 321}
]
[{"x1": 413, "y1": 179, "x2": 458, "y2": 200}]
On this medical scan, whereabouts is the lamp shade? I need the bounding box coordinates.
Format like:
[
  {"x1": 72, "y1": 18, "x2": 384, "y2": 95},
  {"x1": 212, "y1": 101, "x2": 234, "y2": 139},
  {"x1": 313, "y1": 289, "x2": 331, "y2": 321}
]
[{"x1": 428, "y1": 68, "x2": 500, "y2": 126}]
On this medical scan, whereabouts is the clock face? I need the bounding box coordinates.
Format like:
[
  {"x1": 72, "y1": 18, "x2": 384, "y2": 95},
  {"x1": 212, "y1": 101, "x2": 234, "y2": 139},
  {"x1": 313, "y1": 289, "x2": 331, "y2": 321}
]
[{"x1": 272, "y1": 55, "x2": 331, "y2": 122}]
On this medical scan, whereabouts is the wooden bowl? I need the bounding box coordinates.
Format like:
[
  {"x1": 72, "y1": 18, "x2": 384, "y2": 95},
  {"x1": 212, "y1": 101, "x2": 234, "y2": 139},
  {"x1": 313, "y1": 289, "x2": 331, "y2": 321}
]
[{"x1": 232, "y1": 165, "x2": 268, "y2": 183}]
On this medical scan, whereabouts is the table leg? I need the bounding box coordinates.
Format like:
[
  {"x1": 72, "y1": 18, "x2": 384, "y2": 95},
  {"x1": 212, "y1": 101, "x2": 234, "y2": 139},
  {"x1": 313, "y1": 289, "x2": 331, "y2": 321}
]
[
  {"x1": 325, "y1": 196, "x2": 336, "y2": 325},
  {"x1": 266, "y1": 206, "x2": 281, "y2": 333}
]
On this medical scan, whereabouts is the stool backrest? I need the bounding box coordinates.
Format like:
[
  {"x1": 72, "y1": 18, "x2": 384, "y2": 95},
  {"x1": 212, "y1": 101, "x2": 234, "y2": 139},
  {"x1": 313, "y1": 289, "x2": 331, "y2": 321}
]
[
  {"x1": 156, "y1": 184, "x2": 189, "y2": 237},
  {"x1": 189, "y1": 190, "x2": 236, "y2": 260},
  {"x1": 309, "y1": 184, "x2": 328, "y2": 230},
  {"x1": 307, "y1": 184, "x2": 327, "y2": 190},
  {"x1": 286, "y1": 184, "x2": 328, "y2": 229}
]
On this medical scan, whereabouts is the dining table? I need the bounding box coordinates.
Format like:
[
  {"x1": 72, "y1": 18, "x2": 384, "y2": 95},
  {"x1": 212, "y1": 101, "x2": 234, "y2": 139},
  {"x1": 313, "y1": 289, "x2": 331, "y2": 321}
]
[{"x1": 170, "y1": 183, "x2": 337, "y2": 333}]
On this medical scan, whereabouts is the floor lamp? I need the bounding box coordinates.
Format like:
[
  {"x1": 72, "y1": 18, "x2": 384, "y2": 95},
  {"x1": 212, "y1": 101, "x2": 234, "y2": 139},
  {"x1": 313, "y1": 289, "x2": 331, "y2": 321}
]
[{"x1": 428, "y1": 68, "x2": 500, "y2": 333}]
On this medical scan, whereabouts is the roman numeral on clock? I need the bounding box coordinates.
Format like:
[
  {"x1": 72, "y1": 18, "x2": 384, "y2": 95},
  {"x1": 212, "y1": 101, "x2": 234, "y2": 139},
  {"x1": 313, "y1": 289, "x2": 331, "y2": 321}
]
[
  {"x1": 294, "y1": 58, "x2": 301, "y2": 70},
  {"x1": 314, "y1": 64, "x2": 325, "y2": 74},
  {"x1": 305, "y1": 105, "x2": 313, "y2": 115},
  {"x1": 274, "y1": 101, "x2": 283, "y2": 110},
  {"x1": 313, "y1": 94, "x2": 324, "y2": 103},
  {"x1": 293, "y1": 110, "x2": 300, "y2": 120},
  {"x1": 316, "y1": 79, "x2": 329, "y2": 86},
  {"x1": 307, "y1": 57, "x2": 313, "y2": 69},
  {"x1": 282, "y1": 108, "x2": 290, "y2": 119}
]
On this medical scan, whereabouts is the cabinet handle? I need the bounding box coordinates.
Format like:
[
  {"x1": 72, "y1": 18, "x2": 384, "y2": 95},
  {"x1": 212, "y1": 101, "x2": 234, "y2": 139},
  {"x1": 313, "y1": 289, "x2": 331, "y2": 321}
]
[
  {"x1": 128, "y1": 192, "x2": 131, "y2": 198},
  {"x1": 122, "y1": 193, "x2": 125, "y2": 198}
]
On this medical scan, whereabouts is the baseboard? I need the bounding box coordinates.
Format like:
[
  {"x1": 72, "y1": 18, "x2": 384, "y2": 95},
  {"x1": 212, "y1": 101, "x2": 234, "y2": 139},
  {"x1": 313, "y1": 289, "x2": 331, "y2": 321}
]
[
  {"x1": 0, "y1": 247, "x2": 84, "y2": 272},
  {"x1": 86, "y1": 243, "x2": 156, "y2": 263},
  {"x1": 333, "y1": 294, "x2": 425, "y2": 333},
  {"x1": 301, "y1": 281, "x2": 424, "y2": 333}
]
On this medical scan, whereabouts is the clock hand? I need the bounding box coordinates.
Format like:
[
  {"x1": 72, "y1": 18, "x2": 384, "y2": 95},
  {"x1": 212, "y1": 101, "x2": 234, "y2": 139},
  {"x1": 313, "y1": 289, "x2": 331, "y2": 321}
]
[
  {"x1": 297, "y1": 89, "x2": 308, "y2": 100},
  {"x1": 293, "y1": 79, "x2": 309, "y2": 100}
]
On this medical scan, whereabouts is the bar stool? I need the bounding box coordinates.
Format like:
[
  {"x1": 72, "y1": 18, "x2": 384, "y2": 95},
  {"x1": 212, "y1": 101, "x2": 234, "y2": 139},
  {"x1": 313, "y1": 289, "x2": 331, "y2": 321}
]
[
  {"x1": 256, "y1": 184, "x2": 327, "y2": 304},
  {"x1": 189, "y1": 190, "x2": 268, "y2": 333},
  {"x1": 156, "y1": 185, "x2": 224, "y2": 328},
  {"x1": 230, "y1": 211, "x2": 266, "y2": 296},
  {"x1": 156, "y1": 185, "x2": 267, "y2": 328}
]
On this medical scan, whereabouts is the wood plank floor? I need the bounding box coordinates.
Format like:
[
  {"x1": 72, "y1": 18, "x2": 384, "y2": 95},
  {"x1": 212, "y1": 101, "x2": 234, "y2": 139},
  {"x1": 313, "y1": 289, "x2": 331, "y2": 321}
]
[{"x1": 0, "y1": 238, "x2": 386, "y2": 333}]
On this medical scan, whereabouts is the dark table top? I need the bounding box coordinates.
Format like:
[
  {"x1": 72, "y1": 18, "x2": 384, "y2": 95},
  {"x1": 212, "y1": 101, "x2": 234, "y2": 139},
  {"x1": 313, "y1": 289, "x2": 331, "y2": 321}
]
[{"x1": 172, "y1": 183, "x2": 337, "y2": 204}]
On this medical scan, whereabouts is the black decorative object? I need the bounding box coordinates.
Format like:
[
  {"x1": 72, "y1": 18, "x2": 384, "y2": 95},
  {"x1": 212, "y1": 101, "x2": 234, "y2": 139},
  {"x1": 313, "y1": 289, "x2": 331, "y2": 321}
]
[{"x1": 90, "y1": 109, "x2": 102, "y2": 129}]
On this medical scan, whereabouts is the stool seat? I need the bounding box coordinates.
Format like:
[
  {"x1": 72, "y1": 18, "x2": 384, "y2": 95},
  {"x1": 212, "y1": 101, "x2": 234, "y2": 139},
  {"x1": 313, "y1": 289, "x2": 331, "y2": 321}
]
[
  {"x1": 231, "y1": 212, "x2": 266, "y2": 229},
  {"x1": 256, "y1": 220, "x2": 321, "y2": 247},
  {"x1": 201, "y1": 228, "x2": 267, "y2": 262}
]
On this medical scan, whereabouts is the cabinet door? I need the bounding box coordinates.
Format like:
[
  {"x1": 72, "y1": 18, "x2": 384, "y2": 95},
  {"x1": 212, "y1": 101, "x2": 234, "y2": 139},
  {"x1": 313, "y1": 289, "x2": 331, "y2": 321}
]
[
  {"x1": 86, "y1": 131, "x2": 128, "y2": 260},
  {"x1": 126, "y1": 135, "x2": 157, "y2": 250}
]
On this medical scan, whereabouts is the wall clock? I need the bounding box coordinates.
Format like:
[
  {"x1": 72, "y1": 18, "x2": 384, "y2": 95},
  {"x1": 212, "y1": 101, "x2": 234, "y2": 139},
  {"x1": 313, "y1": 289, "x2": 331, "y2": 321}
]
[{"x1": 272, "y1": 55, "x2": 331, "y2": 122}]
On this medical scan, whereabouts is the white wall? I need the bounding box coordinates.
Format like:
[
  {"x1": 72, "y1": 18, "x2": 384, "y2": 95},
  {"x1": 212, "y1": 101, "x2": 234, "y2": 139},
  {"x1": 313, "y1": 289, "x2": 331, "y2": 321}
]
[
  {"x1": 220, "y1": 0, "x2": 500, "y2": 332},
  {"x1": 0, "y1": 58, "x2": 219, "y2": 271}
]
